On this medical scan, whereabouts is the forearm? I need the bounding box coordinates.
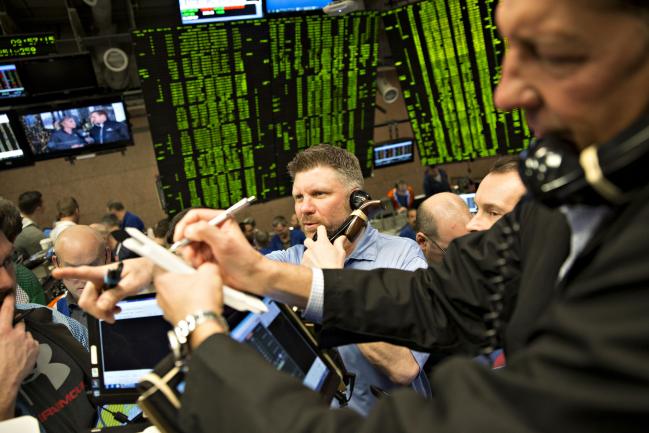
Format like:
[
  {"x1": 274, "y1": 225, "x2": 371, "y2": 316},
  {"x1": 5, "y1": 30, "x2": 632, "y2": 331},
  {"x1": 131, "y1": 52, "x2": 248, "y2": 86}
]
[
  {"x1": 258, "y1": 259, "x2": 313, "y2": 309},
  {"x1": 357, "y1": 342, "x2": 421, "y2": 385},
  {"x1": 0, "y1": 385, "x2": 19, "y2": 421}
]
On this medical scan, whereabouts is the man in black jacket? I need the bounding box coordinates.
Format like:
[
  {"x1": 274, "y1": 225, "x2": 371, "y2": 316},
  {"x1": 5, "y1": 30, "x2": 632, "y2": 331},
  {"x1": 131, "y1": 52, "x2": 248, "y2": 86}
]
[{"x1": 57, "y1": 0, "x2": 649, "y2": 431}]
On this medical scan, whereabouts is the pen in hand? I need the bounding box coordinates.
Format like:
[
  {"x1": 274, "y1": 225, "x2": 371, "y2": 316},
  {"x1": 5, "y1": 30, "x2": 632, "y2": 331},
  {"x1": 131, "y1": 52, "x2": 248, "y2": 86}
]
[{"x1": 169, "y1": 196, "x2": 257, "y2": 253}]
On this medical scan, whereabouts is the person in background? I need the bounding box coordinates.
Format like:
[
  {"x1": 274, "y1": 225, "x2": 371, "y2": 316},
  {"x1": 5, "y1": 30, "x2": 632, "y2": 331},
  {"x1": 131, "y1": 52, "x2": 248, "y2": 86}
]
[
  {"x1": 253, "y1": 230, "x2": 273, "y2": 255},
  {"x1": 49, "y1": 196, "x2": 80, "y2": 242},
  {"x1": 50, "y1": 225, "x2": 111, "y2": 328},
  {"x1": 423, "y1": 165, "x2": 451, "y2": 197},
  {"x1": 46, "y1": 116, "x2": 87, "y2": 151},
  {"x1": 88, "y1": 110, "x2": 129, "y2": 144},
  {"x1": 240, "y1": 217, "x2": 257, "y2": 246},
  {"x1": 289, "y1": 213, "x2": 301, "y2": 231},
  {"x1": 151, "y1": 217, "x2": 170, "y2": 247},
  {"x1": 13, "y1": 191, "x2": 46, "y2": 260},
  {"x1": 106, "y1": 200, "x2": 145, "y2": 232},
  {"x1": 466, "y1": 157, "x2": 527, "y2": 232},
  {"x1": 398, "y1": 208, "x2": 417, "y2": 241},
  {"x1": 268, "y1": 215, "x2": 305, "y2": 252},
  {"x1": 387, "y1": 180, "x2": 415, "y2": 213},
  {"x1": 415, "y1": 192, "x2": 471, "y2": 265}
]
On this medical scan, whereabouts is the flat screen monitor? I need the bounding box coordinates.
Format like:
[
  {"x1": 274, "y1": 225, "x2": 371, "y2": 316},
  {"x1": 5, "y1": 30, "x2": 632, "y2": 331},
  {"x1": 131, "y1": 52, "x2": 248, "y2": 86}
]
[
  {"x1": 0, "y1": 112, "x2": 32, "y2": 170},
  {"x1": 179, "y1": 0, "x2": 263, "y2": 24},
  {"x1": 229, "y1": 298, "x2": 339, "y2": 400},
  {"x1": 373, "y1": 138, "x2": 415, "y2": 168},
  {"x1": 459, "y1": 192, "x2": 477, "y2": 214},
  {"x1": 17, "y1": 53, "x2": 97, "y2": 96},
  {"x1": 89, "y1": 294, "x2": 172, "y2": 404},
  {"x1": 0, "y1": 64, "x2": 25, "y2": 98},
  {"x1": 19, "y1": 97, "x2": 132, "y2": 160},
  {"x1": 266, "y1": 0, "x2": 329, "y2": 14}
]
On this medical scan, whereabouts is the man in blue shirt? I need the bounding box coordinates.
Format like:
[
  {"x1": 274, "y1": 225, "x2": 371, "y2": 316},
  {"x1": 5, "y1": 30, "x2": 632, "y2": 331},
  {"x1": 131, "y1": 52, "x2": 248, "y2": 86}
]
[
  {"x1": 268, "y1": 215, "x2": 306, "y2": 252},
  {"x1": 398, "y1": 208, "x2": 417, "y2": 241},
  {"x1": 106, "y1": 201, "x2": 145, "y2": 232},
  {"x1": 266, "y1": 144, "x2": 430, "y2": 415}
]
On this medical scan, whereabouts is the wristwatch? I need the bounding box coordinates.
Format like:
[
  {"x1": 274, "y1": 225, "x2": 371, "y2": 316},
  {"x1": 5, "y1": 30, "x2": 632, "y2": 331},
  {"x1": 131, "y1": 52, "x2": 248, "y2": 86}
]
[{"x1": 168, "y1": 310, "x2": 229, "y2": 361}]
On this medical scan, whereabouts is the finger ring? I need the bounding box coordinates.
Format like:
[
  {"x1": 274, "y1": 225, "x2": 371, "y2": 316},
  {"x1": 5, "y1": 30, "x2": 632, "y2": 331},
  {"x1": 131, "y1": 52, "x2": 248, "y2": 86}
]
[{"x1": 104, "y1": 261, "x2": 124, "y2": 289}]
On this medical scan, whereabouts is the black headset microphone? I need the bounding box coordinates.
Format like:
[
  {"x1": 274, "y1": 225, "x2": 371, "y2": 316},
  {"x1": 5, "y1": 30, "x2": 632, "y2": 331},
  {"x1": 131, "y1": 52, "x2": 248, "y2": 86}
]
[{"x1": 519, "y1": 114, "x2": 649, "y2": 208}]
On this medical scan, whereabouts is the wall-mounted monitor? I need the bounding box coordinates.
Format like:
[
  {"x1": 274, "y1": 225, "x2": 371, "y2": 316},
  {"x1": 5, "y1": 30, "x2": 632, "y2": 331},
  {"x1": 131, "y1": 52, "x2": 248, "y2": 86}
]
[
  {"x1": 18, "y1": 96, "x2": 132, "y2": 161},
  {"x1": 18, "y1": 53, "x2": 97, "y2": 97},
  {"x1": 373, "y1": 138, "x2": 415, "y2": 169},
  {"x1": 0, "y1": 64, "x2": 25, "y2": 99},
  {"x1": 179, "y1": 0, "x2": 263, "y2": 24},
  {"x1": 266, "y1": 0, "x2": 329, "y2": 14},
  {"x1": 0, "y1": 112, "x2": 32, "y2": 170}
]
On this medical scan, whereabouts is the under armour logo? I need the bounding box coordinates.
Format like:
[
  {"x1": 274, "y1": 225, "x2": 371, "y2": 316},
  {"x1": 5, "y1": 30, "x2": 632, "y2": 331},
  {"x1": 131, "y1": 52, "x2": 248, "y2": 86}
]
[{"x1": 23, "y1": 344, "x2": 70, "y2": 390}]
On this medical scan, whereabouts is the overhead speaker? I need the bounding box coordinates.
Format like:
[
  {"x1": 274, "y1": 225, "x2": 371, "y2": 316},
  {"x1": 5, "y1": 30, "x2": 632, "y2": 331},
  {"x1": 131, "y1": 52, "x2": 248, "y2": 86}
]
[{"x1": 103, "y1": 48, "x2": 129, "y2": 73}]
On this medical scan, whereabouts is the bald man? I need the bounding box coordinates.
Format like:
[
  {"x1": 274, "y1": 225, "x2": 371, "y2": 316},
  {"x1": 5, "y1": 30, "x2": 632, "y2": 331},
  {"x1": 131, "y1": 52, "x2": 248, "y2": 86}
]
[
  {"x1": 415, "y1": 192, "x2": 471, "y2": 264},
  {"x1": 51, "y1": 225, "x2": 111, "y2": 326},
  {"x1": 466, "y1": 158, "x2": 527, "y2": 232}
]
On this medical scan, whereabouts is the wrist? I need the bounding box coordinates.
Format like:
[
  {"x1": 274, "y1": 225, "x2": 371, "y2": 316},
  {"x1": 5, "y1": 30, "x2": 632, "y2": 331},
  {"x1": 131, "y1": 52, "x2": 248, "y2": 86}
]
[
  {"x1": 190, "y1": 321, "x2": 226, "y2": 348},
  {"x1": 170, "y1": 310, "x2": 228, "y2": 360}
]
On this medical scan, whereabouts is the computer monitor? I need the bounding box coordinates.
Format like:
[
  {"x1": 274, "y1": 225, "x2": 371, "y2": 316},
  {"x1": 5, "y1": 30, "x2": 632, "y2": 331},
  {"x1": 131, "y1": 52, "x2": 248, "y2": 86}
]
[
  {"x1": 178, "y1": 0, "x2": 263, "y2": 24},
  {"x1": 0, "y1": 112, "x2": 32, "y2": 170},
  {"x1": 0, "y1": 64, "x2": 25, "y2": 99},
  {"x1": 266, "y1": 0, "x2": 329, "y2": 14},
  {"x1": 89, "y1": 294, "x2": 172, "y2": 404},
  {"x1": 229, "y1": 298, "x2": 340, "y2": 400},
  {"x1": 18, "y1": 96, "x2": 132, "y2": 161},
  {"x1": 373, "y1": 138, "x2": 415, "y2": 169},
  {"x1": 459, "y1": 192, "x2": 477, "y2": 214}
]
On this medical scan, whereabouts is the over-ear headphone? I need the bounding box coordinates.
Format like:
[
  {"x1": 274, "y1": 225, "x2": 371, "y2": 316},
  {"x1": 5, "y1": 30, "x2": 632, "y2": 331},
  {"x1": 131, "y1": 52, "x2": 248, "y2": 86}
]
[{"x1": 519, "y1": 113, "x2": 649, "y2": 208}]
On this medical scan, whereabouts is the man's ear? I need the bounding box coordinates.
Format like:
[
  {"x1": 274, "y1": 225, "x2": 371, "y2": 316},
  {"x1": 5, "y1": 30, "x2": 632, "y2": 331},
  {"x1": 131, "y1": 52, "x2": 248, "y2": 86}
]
[
  {"x1": 52, "y1": 255, "x2": 59, "y2": 267},
  {"x1": 415, "y1": 232, "x2": 427, "y2": 248}
]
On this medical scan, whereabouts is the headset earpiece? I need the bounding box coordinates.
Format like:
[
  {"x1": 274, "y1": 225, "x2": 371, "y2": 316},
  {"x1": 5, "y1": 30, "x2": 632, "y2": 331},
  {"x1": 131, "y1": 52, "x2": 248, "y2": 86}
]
[
  {"x1": 349, "y1": 190, "x2": 372, "y2": 210},
  {"x1": 519, "y1": 114, "x2": 649, "y2": 208}
]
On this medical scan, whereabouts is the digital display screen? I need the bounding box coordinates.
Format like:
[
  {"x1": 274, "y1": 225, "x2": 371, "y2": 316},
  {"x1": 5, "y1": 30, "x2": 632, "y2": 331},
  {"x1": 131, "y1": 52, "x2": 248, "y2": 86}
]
[
  {"x1": 230, "y1": 298, "x2": 330, "y2": 392},
  {"x1": 373, "y1": 139, "x2": 415, "y2": 168},
  {"x1": 383, "y1": 0, "x2": 531, "y2": 165},
  {"x1": 266, "y1": 0, "x2": 329, "y2": 14},
  {"x1": 19, "y1": 99, "x2": 131, "y2": 160},
  {"x1": 459, "y1": 192, "x2": 477, "y2": 213},
  {"x1": 0, "y1": 64, "x2": 25, "y2": 98},
  {"x1": 98, "y1": 296, "x2": 171, "y2": 390},
  {"x1": 0, "y1": 113, "x2": 30, "y2": 169},
  {"x1": 179, "y1": 0, "x2": 263, "y2": 24},
  {"x1": 0, "y1": 33, "x2": 56, "y2": 59},
  {"x1": 133, "y1": 14, "x2": 378, "y2": 214}
]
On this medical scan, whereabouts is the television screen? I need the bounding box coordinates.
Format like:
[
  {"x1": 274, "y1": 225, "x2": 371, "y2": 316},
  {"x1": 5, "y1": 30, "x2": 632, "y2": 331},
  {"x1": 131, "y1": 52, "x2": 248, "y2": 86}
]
[
  {"x1": 19, "y1": 98, "x2": 132, "y2": 160},
  {"x1": 179, "y1": 0, "x2": 263, "y2": 24},
  {"x1": 18, "y1": 53, "x2": 97, "y2": 96},
  {"x1": 0, "y1": 64, "x2": 25, "y2": 99},
  {"x1": 373, "y1": 138, "x2": 415, "y2": 168},
  {"x1": 0, "y1": 113, "x2": 32, "y2": 170},
  {"x1": 459, "y1": 193, "x2": 477, "y2": 214},
  {"x1": 266, "y1": 0, "x2": 329, "y2": 14}
]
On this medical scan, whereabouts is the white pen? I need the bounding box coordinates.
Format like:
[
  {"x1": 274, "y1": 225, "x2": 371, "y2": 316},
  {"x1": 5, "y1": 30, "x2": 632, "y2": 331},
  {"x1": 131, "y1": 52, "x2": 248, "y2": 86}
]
[{"x1": 169, "y1": 196, "x2": 257, "y2": 253}]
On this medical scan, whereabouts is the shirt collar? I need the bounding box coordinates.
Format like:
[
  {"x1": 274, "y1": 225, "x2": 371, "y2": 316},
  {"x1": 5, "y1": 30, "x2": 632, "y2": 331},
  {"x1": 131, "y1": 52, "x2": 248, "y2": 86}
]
[{"x1": 345, "y1": 224, "x2": 378, "y2": 263}]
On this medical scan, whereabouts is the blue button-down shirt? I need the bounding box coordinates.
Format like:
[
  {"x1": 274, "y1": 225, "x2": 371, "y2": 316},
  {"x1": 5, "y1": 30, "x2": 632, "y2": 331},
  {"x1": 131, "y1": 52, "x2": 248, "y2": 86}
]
[{"x1": 267, "y1": 224, "x2": 430, "y2": 416}]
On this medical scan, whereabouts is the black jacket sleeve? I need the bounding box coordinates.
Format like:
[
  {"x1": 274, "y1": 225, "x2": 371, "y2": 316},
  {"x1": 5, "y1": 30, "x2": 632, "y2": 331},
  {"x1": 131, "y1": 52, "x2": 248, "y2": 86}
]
[{"x1": 318, "y1": 202, "x2": 529, "y2": 354}]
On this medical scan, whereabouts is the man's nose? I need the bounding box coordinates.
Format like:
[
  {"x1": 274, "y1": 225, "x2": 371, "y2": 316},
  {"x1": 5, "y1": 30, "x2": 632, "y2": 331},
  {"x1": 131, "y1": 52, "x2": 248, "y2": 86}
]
[
  {"x1": 466, "y1": 214, "x2": 486, "y2": 232},
  {"x1": 493, "y1": 48, "x2": 541, "y2": 112}
]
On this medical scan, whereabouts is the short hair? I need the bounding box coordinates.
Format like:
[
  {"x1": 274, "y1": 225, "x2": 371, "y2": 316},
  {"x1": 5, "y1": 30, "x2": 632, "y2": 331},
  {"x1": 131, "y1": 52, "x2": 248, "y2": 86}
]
[
  {"x1": 100, "y1": 213, "x2": 120, "y2": 228},
  {"x1": 242, "y1": 217, "x2": 256, "y2": 227},
  {"x1": 272, "y1": 216, "x2": 288, "y2": 228},
  {"x1": 18, "y1": 191, "x2": 43, "y2": 215},
  {"x1": 0, "y1": 197, "x2": 22, "y2": 243},
  {"x1": 92, "y1": 110, "x2": 109, "y2": 118},
  {"x1": 416, "y1": 209, "x2": 439, "y2": 240},
  {"x1": 166, "y1": 208, "x2": 194, "y2": 244},
  {"x1": 107, "y1": 201, "x2": 125, "y2": 211},
  {"x1": 287, "y1": 144, "x2": 364, "y2": 190},
  {"x1": 254, "y1": 230, "x2": 270, "y2": 247},
  {"x1": 153, "y1": 218, "x2": 170, "y2": 239},
  {"x1": 489, "y1": 156, "x2": 519, "y2": 175},
  {"x1": 56, "y1": 197, "x2": 79, "y2": 218}
]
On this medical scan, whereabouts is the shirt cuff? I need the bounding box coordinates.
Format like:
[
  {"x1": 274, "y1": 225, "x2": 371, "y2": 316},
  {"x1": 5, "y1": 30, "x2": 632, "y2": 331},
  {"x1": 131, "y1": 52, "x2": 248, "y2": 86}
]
[{"x1": 303, "y1": 268, "x2": 324, "y2": 323}]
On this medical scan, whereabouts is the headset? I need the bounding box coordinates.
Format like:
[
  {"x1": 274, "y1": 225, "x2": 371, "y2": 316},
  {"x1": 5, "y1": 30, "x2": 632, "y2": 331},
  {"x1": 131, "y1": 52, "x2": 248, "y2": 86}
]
[
  {"x1": 519, "y1": 113, "x2": 649, "y2": 208},
  {"x1": 312, "y1": 190, "x2": 381, "y2": 243}
]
